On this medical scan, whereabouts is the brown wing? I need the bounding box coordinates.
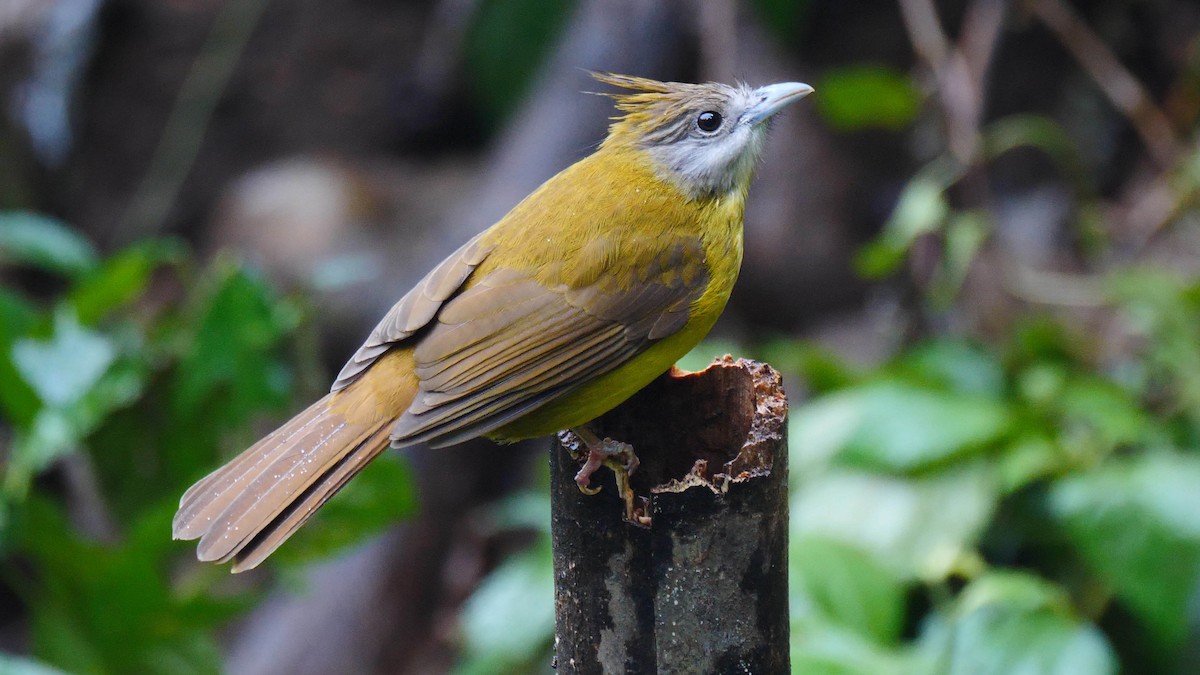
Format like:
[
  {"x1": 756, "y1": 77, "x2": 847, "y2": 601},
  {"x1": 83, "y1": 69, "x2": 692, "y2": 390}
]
[
  {"x1": 331, "y1": 234, "x2": 494, "y2": 391},
  {"x1": 389, "y1": 237, "x2": 708, "y2": 448}
]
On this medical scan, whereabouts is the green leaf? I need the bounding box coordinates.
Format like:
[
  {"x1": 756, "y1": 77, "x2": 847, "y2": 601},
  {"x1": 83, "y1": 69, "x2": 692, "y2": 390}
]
[
  {"x1": 0, "y1": 211, "x2": 98, "y2": 277},
  {"x1": 16, "y1": 497, "x2": 233, "y2": 674},
  {"x1": 1108, "y1": 269, "x2": 1200, "y2": 428},
  {"x1": 934, "y1": 210, "x2": 990, "y2": 304},
  {"x1": 791, "y1": 621, "x2": 915, "y2": 675},
  {"x1": 917, "y1": 572, "x2": 1117, "y2": 675},
  {"x1": 677, "y1": 338, "x2": 743, "y2": 374},
  {"x1": 855, "y1": 160, "x2": 962, "y2": 278},
  {"x1": 982, "y1": 115, "x2": 1092, "y2": 195},
  {"x1": 1057, "y1": 375, "x2": 1152, "y2": 451},
  {"x1": 1049, "y1": 452, "x2": 1200, "y2": 646},
  {"x1": 455, "y1": 539, "x2": 555, "y2": 675},
  {"x1": 793, "y1": 381, "x2": 1011, "y2": 472},
  {"x1": 759, "y1": 339, "x2": 861, "y2": 393},
  {"x1": 171, "y1": 262, "x2": 298, "y2": 427},
  {"x1": 894, "y1": 340, "x2": 1005, "y2": 398},
  {"x1": 816, "y1": 65, "x2": 922, "y2": 131},
  {"x1": 12, "y1": 309, "x2": 115, "y2": 408},
  {"x1": 997, "y1": 434, "x2": 1063, "y2": 493},
  {"x1": 6, "y1": 358, "x2": 145, "y2": 499},
  {"x1": 0, "y1": 287, "x2": 40, "y2": 426},
  {"x1": 791, "y1": 466, "x2": 997, "y2": 581},
  {"x1": 0, "y1": 654, "x2": 74, "y2": 675},
  {"x1": 791, "y1": 535, "x2": 906, "y2": 645},
  {"x1": 69, "y1": 239, "x2": 185, "y2": 325}
]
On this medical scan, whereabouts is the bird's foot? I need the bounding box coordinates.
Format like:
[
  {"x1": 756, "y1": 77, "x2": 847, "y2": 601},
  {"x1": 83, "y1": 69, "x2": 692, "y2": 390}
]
[{"x1": 570, "y1": 427, "x2": 649, "y2": 526}]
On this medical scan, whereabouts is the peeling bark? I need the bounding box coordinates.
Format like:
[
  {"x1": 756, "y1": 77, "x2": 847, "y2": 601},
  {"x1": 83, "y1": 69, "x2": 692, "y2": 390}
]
[{"x1": 552, "y1": 357, "x2": 790, "y2": 674}]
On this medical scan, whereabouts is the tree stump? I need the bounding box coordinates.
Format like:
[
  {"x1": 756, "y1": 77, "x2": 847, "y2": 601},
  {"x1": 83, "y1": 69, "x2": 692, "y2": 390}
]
[{"x1": 551, "y1": 356, "x2": 789, "y2": 674}]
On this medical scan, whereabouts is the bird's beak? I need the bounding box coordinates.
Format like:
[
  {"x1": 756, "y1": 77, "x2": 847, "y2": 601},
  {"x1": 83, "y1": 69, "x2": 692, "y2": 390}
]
[{"x1": 744, "y1": 82, "x2": 814, "y2": 126}]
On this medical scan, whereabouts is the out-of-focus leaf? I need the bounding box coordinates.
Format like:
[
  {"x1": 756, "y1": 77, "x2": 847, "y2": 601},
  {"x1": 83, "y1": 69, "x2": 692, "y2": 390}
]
[
  {"x1": 455, "y1": 540, "x2": 555, "y2": 675},
  {"x1": 0, "y1": 654, "x2": 73, "y2": 675},
  {"x1": 917, "y1": 572, "x2": 1117, "y2": 675},
  {"x1": 69, "y1": 238, "x2": 185, "y2": 325},
  {"x1": 484, "y1": 491, "x2": 551, "y2": 535},
  {"x1": 0, "y1": 287, "x2": 40, "y2": 426},
  {"x1": 6, "y1": 359, "x2": 145, "y2": 498},
  {"x1": 791, "y1": 620, "x2": 916, "y2": 675},
  {"x1": 791, "y1": 535, "x2": 906, "y2": 645},
  {"x1": 1058, "y1": 375, "x2": 1152, "y2": 451},
  {"x1": 171, "y1": 262, "x2": 298, "y2": 425},
  {"x1": 894, "y1": 340, "x2": 1005, "y2": 398},
  {"x1": 934, "y1": 210, "x2": 989, "y2": 304},
  {"x1": 1108, "y1": 269, "x2": 1200, "y2": 427},
  {"x1": 17, "y1": 497, "x2": 233, "y2": 674},
  {"x1": 1012, "y1": 317, "x2": 1078, "y2": 364},
  {"x1": 794, "y1": 381, "x2": 1011, "y2": 472},
  {"x1": 12, "y1": 309, "x2": 114, "y2": 408},
  {"x1": 983, "y1": 115, "x2": 1092, "y2": 195},
  {"x1": 677, "y1": 338, "x2": 743, "y2": 374},
  {"x1": 275, "y1": 452, "x2": 418, "y2": 566},
  {"x1": 817, "y1": 65, "x2": 922, "y2": 131},
  {"x1": 791, "y1": 467, "x2": 997, "y2": 581},
  {"x1": 6, "y1": 309, "x2": 145, "y2": 498},
  {"x1": 856, "y1": 160, "x2": 962, "y2": 278},
  {"x1": 1049, "y1": 452, "x2": 1200, "y2": 646},
  {"x1": 0, "y1": 211, "x2": 98, "y2": 277},
  {"x1": 466, "y1": 0, "x2": 576, "y2": 123},
  {"x1": 760, "y1": 339, "x2": 860, "y2": 393},
  {"x1": 997, "y1": 434, "x2": 1063, "y2": 493}
]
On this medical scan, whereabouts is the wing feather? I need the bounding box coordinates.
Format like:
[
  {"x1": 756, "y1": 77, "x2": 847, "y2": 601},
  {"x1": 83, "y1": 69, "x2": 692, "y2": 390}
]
[
  {"x1": 390, "y1": 237, "x2": 709, "y2": 446},
  {"x1": 331, "y1": 234, "x2": 494, "y2": 391}
]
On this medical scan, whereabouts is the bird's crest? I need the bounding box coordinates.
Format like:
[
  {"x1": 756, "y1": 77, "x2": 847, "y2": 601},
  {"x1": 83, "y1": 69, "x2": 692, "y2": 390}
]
[{"x1": 590, "y1": 72, "x2": 723, "y2": 144}]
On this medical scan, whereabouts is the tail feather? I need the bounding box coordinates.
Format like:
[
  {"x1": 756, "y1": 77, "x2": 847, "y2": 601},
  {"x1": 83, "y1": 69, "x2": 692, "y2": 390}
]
[
  {"x1": 173, "y1": 397, "x2": 332, "y2": 540},
  {"x1": 173, "y1": 392, "x2": 392, "y2": 571},
  {"x1": 229, "y1": 423, "x2": 393, "y2": 572}
]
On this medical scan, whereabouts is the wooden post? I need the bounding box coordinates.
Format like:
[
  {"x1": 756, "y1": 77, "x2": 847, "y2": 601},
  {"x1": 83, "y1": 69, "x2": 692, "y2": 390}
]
[{"x1": 551, "y1": 357, "x2": 790, "y2": 674}]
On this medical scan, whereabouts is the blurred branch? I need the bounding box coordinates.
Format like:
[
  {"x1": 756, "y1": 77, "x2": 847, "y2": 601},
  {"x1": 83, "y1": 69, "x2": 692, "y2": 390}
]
[
  {"x1": 112, "y1": 0, "x2": 271, "y2": 244},
  {"x1": 60, "y1": 453, "x2": 119, "y2": 544},
  {"x1": 1004, "y1": 262, "x2": 1106, "y2": 307},
  {"x1": 898, "y1": 0, "x2": 1007, "y2": 164},
  {"x1": 1118, "y1": 139, "x2": 1200, "y2": 245},
  {"x1": 1029, "y1": 0, "x2": 1183, "y2": 168}
]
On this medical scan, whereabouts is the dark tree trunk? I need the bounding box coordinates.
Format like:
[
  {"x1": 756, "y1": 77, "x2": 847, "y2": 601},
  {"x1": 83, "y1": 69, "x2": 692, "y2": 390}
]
[{"x1": 551, "y1": 357, "x2": 790, "y2": 674}]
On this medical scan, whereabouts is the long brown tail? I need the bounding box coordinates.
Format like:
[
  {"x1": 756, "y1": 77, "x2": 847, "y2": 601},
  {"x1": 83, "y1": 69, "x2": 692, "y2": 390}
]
[{"x1": 172, "y1": 391, "x2": 393, "y2": 573}]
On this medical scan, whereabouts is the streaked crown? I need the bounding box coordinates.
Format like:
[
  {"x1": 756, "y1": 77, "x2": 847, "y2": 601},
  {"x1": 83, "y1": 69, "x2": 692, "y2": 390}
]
[{"x1": 594, "y1": 73, "x2": 812, "y2": 199}]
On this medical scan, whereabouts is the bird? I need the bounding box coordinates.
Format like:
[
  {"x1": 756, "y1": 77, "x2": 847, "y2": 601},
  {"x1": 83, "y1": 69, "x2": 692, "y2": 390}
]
[{"x1": 172, "y1": 72, "x2": 812, "y2": 572}]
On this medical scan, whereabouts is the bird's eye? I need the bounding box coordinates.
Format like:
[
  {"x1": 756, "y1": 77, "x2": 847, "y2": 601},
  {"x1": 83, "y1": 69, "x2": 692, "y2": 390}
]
[{"x1": 696, "y1": 111, "x2": 723, "y2": 133}]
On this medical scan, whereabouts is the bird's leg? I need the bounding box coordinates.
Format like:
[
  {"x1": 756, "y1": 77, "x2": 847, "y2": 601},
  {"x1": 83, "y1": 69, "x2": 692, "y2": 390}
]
[{"x1": 570, "y1": 426, "x2": 648, "y2": 525}]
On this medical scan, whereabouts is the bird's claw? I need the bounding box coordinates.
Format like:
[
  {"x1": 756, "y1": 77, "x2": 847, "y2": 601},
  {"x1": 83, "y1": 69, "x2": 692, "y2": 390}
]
[{"x1": 569, "y1": 429, "x2": 648, "y2": 525}]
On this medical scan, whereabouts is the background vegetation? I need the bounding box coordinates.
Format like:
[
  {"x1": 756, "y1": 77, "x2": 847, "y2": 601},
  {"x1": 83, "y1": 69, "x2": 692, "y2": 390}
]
[{"x1": 1, "y1": 0, "x2": 1198, "y2": 673}]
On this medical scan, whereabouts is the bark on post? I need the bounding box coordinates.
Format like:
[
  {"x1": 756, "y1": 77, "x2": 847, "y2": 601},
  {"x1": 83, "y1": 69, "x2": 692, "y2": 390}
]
[{"x1": 551, "y1": 357, "x2": 790, "y2": 674}]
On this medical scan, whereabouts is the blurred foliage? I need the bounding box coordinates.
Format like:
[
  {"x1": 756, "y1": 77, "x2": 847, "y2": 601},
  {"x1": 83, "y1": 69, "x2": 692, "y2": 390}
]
[
  {"x1": 816, "y1": 66, "x2": 923, "y2": 132},
  {"x1": 0, "y1": 214, "x2": 416, "y2": 674},
  {"x1": 465, "y1": 0, "x2": 577, "y2": 124}
]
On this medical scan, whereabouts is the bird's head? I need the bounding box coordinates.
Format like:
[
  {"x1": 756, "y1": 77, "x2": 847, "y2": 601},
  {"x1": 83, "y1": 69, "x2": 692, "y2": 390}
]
[{"x1": 594, "y1": 73, "x2": 813, "y2": 200}]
